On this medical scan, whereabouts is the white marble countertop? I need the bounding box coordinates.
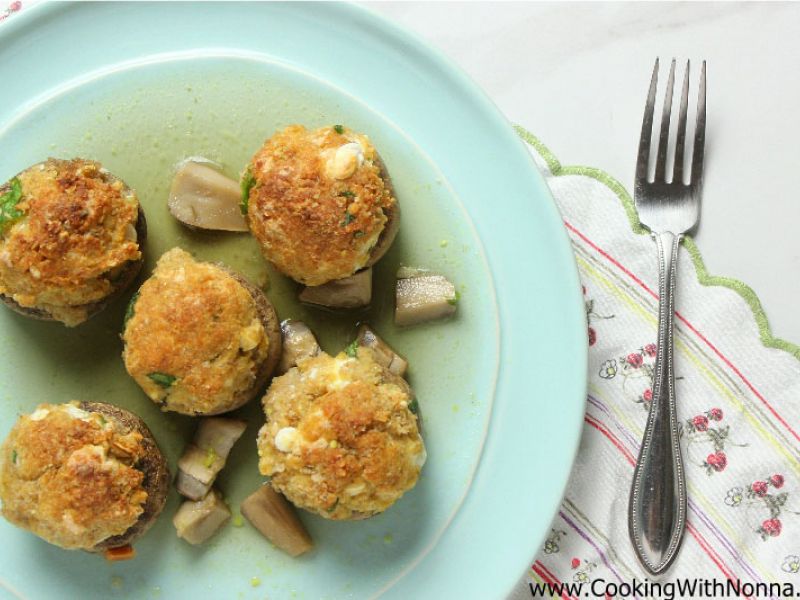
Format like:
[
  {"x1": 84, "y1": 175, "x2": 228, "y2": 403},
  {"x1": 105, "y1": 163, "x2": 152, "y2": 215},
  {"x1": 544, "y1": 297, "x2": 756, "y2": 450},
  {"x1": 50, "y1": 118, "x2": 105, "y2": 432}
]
[{"x1": 369, "y1": 2, "x2": 799, "y2": 345}]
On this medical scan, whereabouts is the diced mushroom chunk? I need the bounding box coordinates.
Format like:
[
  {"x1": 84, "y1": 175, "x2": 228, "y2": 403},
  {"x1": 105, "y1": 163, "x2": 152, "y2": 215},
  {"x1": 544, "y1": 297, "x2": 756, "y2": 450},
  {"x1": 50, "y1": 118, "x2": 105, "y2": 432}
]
[
  {"x1": 395, "y1": 270, "x2": 457, "y2": 327},
  {"x1": 175, "y1": 469, "x2": 210, "y2": 501},
  {"x1": 356, "y1": 324, "x2": 408, "y2": 377},
  {"x1": 175, "y1": 418, "x2": 247, "y2": 500},
  {"x1": 173, "y1": 488, "x2": 232, "y2": 545},
  {"x1": 299, "y1": 268, "x2": 372, "y2": 309},
  {"x1": 168, "y1": 160, "x2": 248, "y2": 232},
  {"x1": 277, "y1": 320, "x2": 321, "y2": 374},
  {"x1": 176, "y1": 445, "x2": 219, "y2": 500},
  {"x1": 241, "y1": 485, "x2": 314, "y2": 557},
  {"x1": 194, "y1": 418, "x2": 247, "y2": 460}
]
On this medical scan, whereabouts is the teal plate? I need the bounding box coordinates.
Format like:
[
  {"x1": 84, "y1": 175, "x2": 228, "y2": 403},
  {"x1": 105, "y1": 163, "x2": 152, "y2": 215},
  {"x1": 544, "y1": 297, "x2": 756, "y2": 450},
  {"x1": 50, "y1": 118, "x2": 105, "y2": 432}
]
[{"x1": 0, "y1": 3, "x2": 586, "y2": 599}]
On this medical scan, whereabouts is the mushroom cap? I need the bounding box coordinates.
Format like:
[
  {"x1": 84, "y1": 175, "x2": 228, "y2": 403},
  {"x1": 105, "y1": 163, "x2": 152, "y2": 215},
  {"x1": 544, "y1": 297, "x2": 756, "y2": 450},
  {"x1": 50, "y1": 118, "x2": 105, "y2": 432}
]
[
  {"x1": 0, "y1": 158, "x2": 145, "y2": 326},
  {"x1": 122, "y1": 248, "x2": 280, "y2": 416},
  {"x1": 245, "y1": 125, "x2": 399, "y2": 286}
]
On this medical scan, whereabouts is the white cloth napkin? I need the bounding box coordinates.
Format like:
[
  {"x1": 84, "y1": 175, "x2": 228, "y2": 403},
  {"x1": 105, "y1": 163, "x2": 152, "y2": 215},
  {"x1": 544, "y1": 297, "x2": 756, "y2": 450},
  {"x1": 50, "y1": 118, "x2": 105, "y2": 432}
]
[{"x1": 511, "y1": 126, "x2": 800, "y2": 599}]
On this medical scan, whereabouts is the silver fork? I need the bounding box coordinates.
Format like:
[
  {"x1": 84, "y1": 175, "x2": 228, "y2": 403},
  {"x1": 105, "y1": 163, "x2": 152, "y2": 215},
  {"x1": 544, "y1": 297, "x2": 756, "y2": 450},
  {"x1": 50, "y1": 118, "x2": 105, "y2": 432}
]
[{"x1": 628, "y1": 58, "x2": 706, "y2": 575}]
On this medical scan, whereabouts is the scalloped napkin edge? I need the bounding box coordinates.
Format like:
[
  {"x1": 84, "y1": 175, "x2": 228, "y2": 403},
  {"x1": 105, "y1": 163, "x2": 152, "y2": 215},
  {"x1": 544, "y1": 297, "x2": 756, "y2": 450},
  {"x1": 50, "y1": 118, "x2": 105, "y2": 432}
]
[{"x1": 515, "y1": 125, "x2": 798, "y2": 362}]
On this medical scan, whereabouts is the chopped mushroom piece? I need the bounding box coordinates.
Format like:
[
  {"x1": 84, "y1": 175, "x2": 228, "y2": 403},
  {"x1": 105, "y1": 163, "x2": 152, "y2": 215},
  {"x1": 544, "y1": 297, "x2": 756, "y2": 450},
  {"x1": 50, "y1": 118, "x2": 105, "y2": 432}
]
[
  {"x1": 176, "y1": 445, "x2": 222, "y2": 500},
  {"x1": 277, "y1": 320, "x2": 321, "y2": 375},
  {"x1": 173, "y1": 488, "x2": 231, "y2": 545},
  {"x1": 395, "y1": 269, "x2": 457, "y2": 327},
  {"x1": 175, "y1": 418, "x2": 247, "y2": 500},
  {"x1": 168, "y1": 160, "x2": 248, "y2": 232},
  {"x1": 356, "y1": 324, "x2": 408, "y2": 377},
  {"x1": 241, "y1": 485, "x2": 313, "y2": 557},
  {"x1": 298, "y1": 268, "x2": 372, "y2": 309},
  {"x1": 194, "y1": 417, "x2": 248, "y2": 458}
]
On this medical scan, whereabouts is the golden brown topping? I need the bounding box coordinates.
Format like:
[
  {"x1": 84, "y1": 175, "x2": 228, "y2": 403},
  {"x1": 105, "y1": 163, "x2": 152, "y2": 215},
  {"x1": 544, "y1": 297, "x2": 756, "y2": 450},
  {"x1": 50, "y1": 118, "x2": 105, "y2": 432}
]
[
  {"x1": 0, "y1": 403, "x2": 148, "y2": 550},
  {"x1": 246, "y1": 125, "x2": 395, "y2": 285},
  {"x1": 0, "y1": 158, "x2": 141, "y2": 325},
  {"x1": 257, "y1": 349, "x2": 425, "y2": 520},
  {"x1": 122, "y1": 248, "x2": 269, "y2": 415}
]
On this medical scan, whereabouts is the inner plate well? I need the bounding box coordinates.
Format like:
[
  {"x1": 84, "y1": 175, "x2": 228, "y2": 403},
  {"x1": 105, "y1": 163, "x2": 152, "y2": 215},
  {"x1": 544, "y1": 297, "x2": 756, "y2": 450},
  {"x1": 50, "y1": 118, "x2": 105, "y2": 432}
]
[{"x1": 0, "y1": 54, "x2": 498, "y2": 599}]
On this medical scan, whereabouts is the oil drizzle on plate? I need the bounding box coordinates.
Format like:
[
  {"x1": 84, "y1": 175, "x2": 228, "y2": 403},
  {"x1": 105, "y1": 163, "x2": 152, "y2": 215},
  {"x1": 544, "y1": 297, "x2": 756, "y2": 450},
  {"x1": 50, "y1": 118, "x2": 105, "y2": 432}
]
[{"x1": 0, "y1": 55, "x2": 498, "y2": 599}]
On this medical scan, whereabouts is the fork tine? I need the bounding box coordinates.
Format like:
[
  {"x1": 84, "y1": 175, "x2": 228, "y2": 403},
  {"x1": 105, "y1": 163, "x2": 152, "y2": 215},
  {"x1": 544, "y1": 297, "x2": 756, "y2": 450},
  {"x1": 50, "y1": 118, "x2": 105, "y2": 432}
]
[
  {"x1": 691, "y1": 60, "x2": 706, "y2": 188},
  {"x1": 654, "y1": 59, "x2": 676, "y2": 183},
  {"x1": 636, "y1": 59, "x2": 659, "y2": 186},
  {"x1": 673, "y1": 61, "x2": 690, "y2": 184}
]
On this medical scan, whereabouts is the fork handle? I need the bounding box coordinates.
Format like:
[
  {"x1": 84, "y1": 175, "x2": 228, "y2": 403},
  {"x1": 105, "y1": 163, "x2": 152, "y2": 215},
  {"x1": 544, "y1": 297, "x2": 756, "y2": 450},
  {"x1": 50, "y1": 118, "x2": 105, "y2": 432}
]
[{"x1": 628, "y1": 231, "x2": 687, "y2": 575}]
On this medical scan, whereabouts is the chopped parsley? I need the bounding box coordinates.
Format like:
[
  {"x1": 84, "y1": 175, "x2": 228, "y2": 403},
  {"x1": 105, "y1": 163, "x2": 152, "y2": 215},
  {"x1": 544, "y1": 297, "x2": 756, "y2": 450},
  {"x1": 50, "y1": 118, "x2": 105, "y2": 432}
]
[
  {"x1": 11, "y1": 449, "x2": 18, "y2": 464},
  {"x1": 353, "y1": 230, "x2": 365, "y2": 238},
  {"x1": 333, "y1": 124, "x2": 344, "y2": 134},
  {"x1": 408, "y1": 398, "x2": 419, "y2": 415},
  {"x1": 203, "y1": 446, "x2": 218, "y2": 468},
  {"x1": 338, "y1": 190, "x2": 355, "y2": 199},
  {"x1": 147, "y1": 372, "x2": 177, "y2": 388},
  {"x1": 341, "y1": 211, "x2": 356, "y2": 227},
  {"x1": 240, "y1": 168, "x2": 256, "y2": 215},
  {"x1": 123, "y1": 290, "x2": 140, "y2": 327},
  {"x1": 0, "y1": 178, "x2": 24, "y2": 233},
  {"x1": 447, "y1": 290, "x2": 461, "y2": 306},
  {"x1": 344, "y1": 340, "x2": 359, "y2": 358}
]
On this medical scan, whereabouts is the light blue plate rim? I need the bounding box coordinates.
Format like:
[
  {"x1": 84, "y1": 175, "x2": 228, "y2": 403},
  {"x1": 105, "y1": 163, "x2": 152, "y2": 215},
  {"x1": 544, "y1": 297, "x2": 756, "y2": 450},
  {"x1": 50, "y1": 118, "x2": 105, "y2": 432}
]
[{"x1": 0, "y1": 2, "x2": 587, "y2": 598}]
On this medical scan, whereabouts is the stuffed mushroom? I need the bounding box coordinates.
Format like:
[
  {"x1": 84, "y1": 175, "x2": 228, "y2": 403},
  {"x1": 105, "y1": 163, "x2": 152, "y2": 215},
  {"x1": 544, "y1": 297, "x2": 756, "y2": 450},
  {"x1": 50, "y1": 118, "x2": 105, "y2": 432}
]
[
  {"x1": 0, "y1": 401, "x2": 169, "y2": 552},
  {"x1": 122, "y1": 248, "x2": 281, "y2": 416},
  {"x1": 0, "y1": 158, "x2": 145, "y2": 326},
  {"x1": 242, "y1": 125, "x2": 399, "y2": 286},
  {"x1": 257, "y1": 347, "x2": 425, "y2": 520}
]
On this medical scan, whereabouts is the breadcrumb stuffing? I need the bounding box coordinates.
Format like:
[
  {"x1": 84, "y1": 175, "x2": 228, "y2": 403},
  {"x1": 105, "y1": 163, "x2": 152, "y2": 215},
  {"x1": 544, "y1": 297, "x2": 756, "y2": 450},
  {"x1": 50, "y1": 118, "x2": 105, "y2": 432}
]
[
  {"x1": 0, "y1": 402, "x2": 148, "y2": 549},
  {"x1": 0, "y1": 158, "x2": 141, "y2": 325},
  {"x1": 122, "y1": 248, "x2": 269, "y2": 415},
  {"x1": 257, "y1": 349, "x2": 425, "y2": 520},
  {"x1": 246, "y1": 125, "x2": 395, "y2": 286}
]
